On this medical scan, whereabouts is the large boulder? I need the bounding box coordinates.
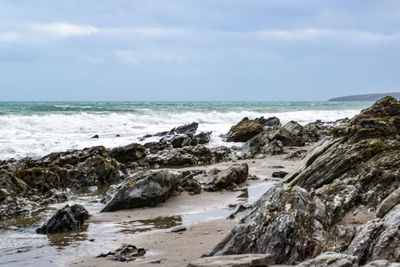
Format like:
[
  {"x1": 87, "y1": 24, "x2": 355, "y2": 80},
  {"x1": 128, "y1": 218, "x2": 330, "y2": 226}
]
[
  {"x1": 255, "y1": 116, "x2": 281, "y2": 128},
  {"x1": 102, "y1": 170, "x2": 180, "y2": 212},
  {"x1": 226, "y1": 118, "x2": 264, "y2": 142},
  {"x1": 211, "y1": 97, "x2": 400, "y2": 265},
  {"x1": 267, "y1": 121, "x2": 306, "y2": 146},
  {"x1": 108, "y1": 143, "x2": 146, "y2": 163},
  {"x1": 194, "y1": 164, "x2": 248, "y2": 191},
  {"x1": 36, "y1": 204, "x2": 89, "y2": 234}
]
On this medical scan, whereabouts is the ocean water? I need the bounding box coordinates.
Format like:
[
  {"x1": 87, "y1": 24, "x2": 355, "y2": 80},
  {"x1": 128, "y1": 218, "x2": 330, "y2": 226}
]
[{"x1": 0, "y1": 101, "x2": 371, "y2": 160}]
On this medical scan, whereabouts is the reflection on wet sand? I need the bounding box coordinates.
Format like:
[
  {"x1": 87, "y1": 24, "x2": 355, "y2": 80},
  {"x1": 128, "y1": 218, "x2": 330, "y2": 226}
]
[{"x1": 46, "y1": 223, "x2": 89, "y2": 248}]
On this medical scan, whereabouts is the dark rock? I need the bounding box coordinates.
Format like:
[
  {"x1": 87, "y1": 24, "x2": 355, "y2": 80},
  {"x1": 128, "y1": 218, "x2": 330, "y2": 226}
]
[
  {"x1": 194, "y1": 164, "x2": 248, "y2": 191},
  {"x1": 171, "y1": 135, "x2": 192, "y2": 148},
  {"x1": 108, "y1": 143, "x2": 147, "y2": 163},
  {"x1": 267, "y1": 121, "x2": 306, "y2": 146},
  {"x1": 171, "y1": 225, "x2": 187, "y2": 232},
  {"x1": 102, "y1": 170, "x2": 180, "y2": 212},
  {"x1": 91, "y1": 134, "x2": 99, "y2": 139},
  {"x1": 170, "y1": 122, "x2": 199, "y2": 135},
  {"x1": 36, "y1": 204, "x2": 89, "y2": 234},
  {"x1": 296, "y1": 252, "x2": 358, "y2": 267},
  {"x1": 255, "y1": 116, "x2": 281, "y2": 128},
  {"x1": 97, "y1": 244, "x2": 146, "y2": 262},
  {"x1": 192, "y1": 132, "x2": 211, "y2": 145},
  {"x1": 283, "y1": 149, "x2": 308, "y2": 160},
  {"x1": 211, "y1": 97, "x2": 400, "y2": 265},
  {"x1": 226, "y1": 118, "x2": 264, "y2": 142},
  {"x1": 272, "y1": 171, "x2": 288, "y2": 178}
]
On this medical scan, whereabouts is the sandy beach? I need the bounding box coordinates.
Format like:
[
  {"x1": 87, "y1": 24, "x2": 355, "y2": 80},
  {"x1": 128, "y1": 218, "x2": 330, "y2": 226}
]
[{"x1": 67, "y1": 153, "x2": 303, "y2": 267}]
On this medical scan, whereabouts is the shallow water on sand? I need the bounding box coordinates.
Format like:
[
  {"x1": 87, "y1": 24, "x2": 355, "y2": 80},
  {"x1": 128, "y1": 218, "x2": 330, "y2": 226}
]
[{"x1": 0, "y1": 182, "x2": 275, "y2": 266}]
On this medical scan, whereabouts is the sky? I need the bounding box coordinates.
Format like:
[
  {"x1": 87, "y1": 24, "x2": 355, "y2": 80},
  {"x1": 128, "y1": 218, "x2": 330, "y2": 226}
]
[{"x1": 0, "y1": 0, "x2": 399, "y2": 101}]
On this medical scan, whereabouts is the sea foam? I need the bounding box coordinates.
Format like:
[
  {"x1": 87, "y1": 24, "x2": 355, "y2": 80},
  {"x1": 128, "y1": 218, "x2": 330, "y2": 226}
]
[{"x1": 0, "y1": 107, "x2": 363, "y2": 160}]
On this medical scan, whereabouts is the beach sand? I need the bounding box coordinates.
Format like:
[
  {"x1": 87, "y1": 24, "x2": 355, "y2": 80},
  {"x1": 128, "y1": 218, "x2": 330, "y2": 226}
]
[{"x1": 69, "y1": 149, "x2": 305, "y2": 267}]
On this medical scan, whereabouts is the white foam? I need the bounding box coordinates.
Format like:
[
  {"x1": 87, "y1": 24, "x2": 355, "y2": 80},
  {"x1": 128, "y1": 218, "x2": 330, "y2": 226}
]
[{"x1": 0, "y1": 109, "x2": 361, "y2": 160}]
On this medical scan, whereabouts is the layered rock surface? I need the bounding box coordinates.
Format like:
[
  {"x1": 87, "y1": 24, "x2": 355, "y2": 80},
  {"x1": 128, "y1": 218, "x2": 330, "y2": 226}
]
[{"x1": 211, "y1": 97, "x2": 400, "y2": 265}]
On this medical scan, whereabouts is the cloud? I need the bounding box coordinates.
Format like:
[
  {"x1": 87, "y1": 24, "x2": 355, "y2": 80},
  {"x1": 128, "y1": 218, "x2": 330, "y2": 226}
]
[
  {"x1": 115, "y1": 49, "x2": 194, "y2": 64},
  {"x1": 0, "y1": 31, "x2": 20, "y2": 43},
  {"x1": 252, "y1": 28, "x2": 400, "y2": 44},
  {"x1": 30, "y1": 23, "x2": 99, "y2": 38},
  {"x1": 115, "y1": 50, "x2": 139, "y2": 64}
]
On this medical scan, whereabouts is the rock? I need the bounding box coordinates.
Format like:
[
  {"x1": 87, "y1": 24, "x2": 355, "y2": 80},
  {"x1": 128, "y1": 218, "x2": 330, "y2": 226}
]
[
  {"x1": 178, "y1": 171, "x2": 203, "y2": 195},
  {"x1": 255, "y1": 116, "x2": 281, "y2": 128},
  {"x1": 170, "y1": 122, "x2": 199, "y2": 135},
  {"x1": 171, "y1": 225, "x2": 187, "y2": 232},
  {"x1": 187, "y1": 254, "x2": 275, "y2": 267},
  {"x1": 171, "y1": 135, "x2": 192, "y2": 148},
  {"x1": 36, "y1": 204, "x2": 89, "y2": 234},
  {"x1": 362, "y1": 260, "x2": 400, "y2": 267},
  {"x1": 211, "y1": 97, "x2": 400, "y2": 265},
  {"x1": 283, "y1": 149, "x2": 308, "y2": 160},
  {"x1": 226, "y1": 118, "x2": 264, "y2": 142},
  {"x1": 194, "y1": 164, "x2": 248, "y2": 191},
  {"x1": 97, "y1": 244, "x2": 146, "y2": 262},
  {"x1": 108, "y1": 143, "x2": 147, "y2": 163},
  {"x1": 296, "y1": 252, "x2": 358, "y2": 267},
  {"x1": 192, "y1": 132, "x2": 212, "y2": 145},
  {"x1": 272, "y1": 171, "x2": 288, "y2": 178},
  {"x1": 91, "y1": 134, "x2": 99, "y2": 139},
  {"x1": 267, "y1": 121, "x2": 306, "y2": 146},
  {"x1": 376, "y1": 187, "x2": 400, "y2": 218},
  {"x1": 102, "y1": 170, "x2": 179, "y2": 212}
]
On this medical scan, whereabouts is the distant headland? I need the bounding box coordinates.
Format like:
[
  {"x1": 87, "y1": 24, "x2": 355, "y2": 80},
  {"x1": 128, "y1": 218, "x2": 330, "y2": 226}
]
[{"x1": 329, "y1": 92, "x2": 400, "y2": 101}]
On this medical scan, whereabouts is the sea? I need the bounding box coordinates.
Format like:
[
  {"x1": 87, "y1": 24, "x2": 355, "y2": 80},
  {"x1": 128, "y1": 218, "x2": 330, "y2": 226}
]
[{"x1": 0, "y1": 101, "x2": 371, "y2": 160}]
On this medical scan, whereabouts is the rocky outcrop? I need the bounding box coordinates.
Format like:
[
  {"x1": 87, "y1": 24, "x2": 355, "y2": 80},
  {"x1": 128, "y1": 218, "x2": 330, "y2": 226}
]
[
  {"x1": 255, "y1": 116, "x2": 281, "y2": 128},
  {"x1": 108, "y1": 143, "x2": 146, "y2": 163},
  {"x1": 211, "y1": 97, "x2": 400, "y2": 265},
  {"x1": 102, "y1": 170, "x2": 179, "y2": 212},
  {"x1": 226, "y1": 118, "x2": 264, "y2": 142},
  {"x1": 193, "y1": 164, "x2": 248, "y2": 191},
  {"x1": 36, "y1": 204, "x2": 89, "y2": 234}
]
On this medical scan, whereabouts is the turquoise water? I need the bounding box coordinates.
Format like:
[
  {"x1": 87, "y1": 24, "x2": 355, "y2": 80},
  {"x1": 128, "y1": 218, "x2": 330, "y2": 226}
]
[{"x1": 0, "y1": 101, "x2": 370, "y2": 115}]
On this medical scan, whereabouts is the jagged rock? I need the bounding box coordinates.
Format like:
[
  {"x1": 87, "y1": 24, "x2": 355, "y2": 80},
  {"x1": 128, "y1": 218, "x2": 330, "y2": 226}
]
[
  {"x1": 170, "y1": 122, "x2": 199, "y2": 135},
  {"x1": 255, "y1": 116, "x2": 281, "y2": 128},
  {"x1": 362, "y1": 260, "x2": 400, "y2": 267},
  {"x1": 194, "y1": 164, "x2": 248, "y2": 191},
  {"x1": 108, "y1": 143, "x2": 147, "y2": 163},
  {"x1": 192, "y1": 132, "x2": 212, "y2": 145},
  {"x1": 178, "y1": 171, "x2": 203, "y2": 195},
  {"x1": 376, "y1": 187, "x2": 400, "y2": 218},
  {"x1": 187, "y1": 254, "x2": 275, "y2": 267},
  {"x1": 211, "y1": 97, "x2": 400, "y2": 265},
  {"x1": 283, "y1": 149, "x2": 308, "y2": 160},
  {"x1": 267, "y1": 121, "x2": 306, "y2": 146},
  {"x1": 272, "y1": 171, "x2": 288, "y2": 178},
  {"x1": 143, "y1": 142, "x2": 171, "y2": 153},
  {"x1": 97, "y1": 244, "x2": 146, "y2": 262},
  {"x1": 102, "y1": 170, "x2": 179, "y2": 212},
  {"x1": 171, "y1": 135, "x2": 192, "y2": 148},
  {"x1": 227, "y1": 118, "x2": 264, "y2": 142},
  {"x1": 36, "y1": 204, "x2": 89, "y2": 234},
  {"x1": 296, "y1": 252, "x2": 358, "y2": 267}
]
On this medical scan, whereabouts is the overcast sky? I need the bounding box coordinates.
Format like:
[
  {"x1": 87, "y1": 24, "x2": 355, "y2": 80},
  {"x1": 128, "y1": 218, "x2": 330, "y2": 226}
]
[{"x1": 0, "y1": 0, "x2": 399, "y2": 101}]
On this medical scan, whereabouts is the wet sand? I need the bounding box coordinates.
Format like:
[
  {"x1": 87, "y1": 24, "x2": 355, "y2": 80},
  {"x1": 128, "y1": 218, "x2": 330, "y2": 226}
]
[{"x1": 69, "y1": 152, "x2": 304, "y2": 267}]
